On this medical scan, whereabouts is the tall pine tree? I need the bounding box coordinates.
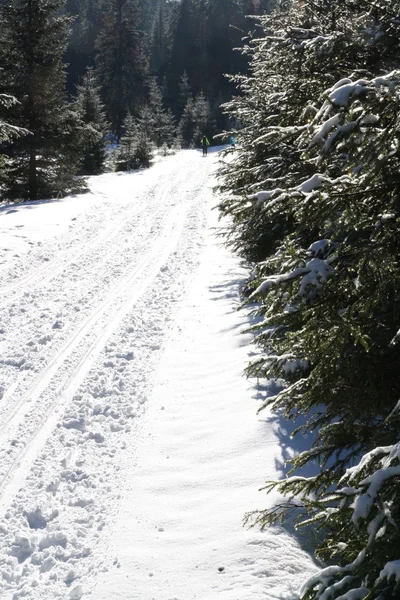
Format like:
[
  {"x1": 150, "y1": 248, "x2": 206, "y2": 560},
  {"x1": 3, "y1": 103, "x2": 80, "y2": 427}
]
[
  {"x1": 0, "y1": 0, "x2": 83, "y2": 200},
  {"x1": 95, "y1": 0, "x2": 148, "y2": 138},
  {"x1": 75, "y1": 67, "x2": 108, "y2": 175}
]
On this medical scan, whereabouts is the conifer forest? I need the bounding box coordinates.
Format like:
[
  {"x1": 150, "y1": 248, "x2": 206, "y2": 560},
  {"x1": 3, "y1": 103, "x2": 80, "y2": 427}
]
[{"x1": 1, "y1": 1, "x2": 400, "y2": 599}]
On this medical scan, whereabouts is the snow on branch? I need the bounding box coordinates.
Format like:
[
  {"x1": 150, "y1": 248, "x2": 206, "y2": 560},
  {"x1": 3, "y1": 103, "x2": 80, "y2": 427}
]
[
  {"x1": 351, "y1": 465, "x2": 400, "y2": 525},
  {"x1": 328, "y1": 80, "x2": 369, "y2": 107},
  {"x1": 249, "y1": 256, "x2": 334, "y2": 300},
  {"x1": 378, "y1": 560, "x2": 400, "y2": 586}
]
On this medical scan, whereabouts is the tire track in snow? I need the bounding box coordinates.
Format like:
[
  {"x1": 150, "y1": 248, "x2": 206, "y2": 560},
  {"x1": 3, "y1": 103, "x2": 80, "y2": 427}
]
[
  {"x1": 0, "y1": 182, "x2": 162, "y2": 306},
  {"x1": 0, "y1": 191, "x2": 169, "y2": 441},
  {"x1": 0, "y1": 199, "x2": 191, "y2": 517},
  {"x1": 0, "y1": 171, "x2": 188, "y2": 414},
  {"x1": 0, "y1": 203, "x2": 157, "y2": 423}
]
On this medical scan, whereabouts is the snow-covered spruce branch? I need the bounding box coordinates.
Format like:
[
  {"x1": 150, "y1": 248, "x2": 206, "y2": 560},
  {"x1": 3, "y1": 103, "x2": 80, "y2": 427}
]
[
  {"x1": 301, "y1": 440, "x2": 400, "y2": 600},
  {"x1": 249, "y1": 256, "x2": 334, "y2": 302}
]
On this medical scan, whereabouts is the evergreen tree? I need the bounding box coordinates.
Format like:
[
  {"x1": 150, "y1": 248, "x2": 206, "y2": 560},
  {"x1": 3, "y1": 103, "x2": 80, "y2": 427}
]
[
  {"x1": 75, "y1": 67, "x2": 108, "y2": 175},
  {"x1": 218, "y1": 2, "x2": 400, "y2": 599},
  {"x1": 192, "y1": 91, "x2": 214, "y2": 144},
  {"x1": 146, "y1": 77, "x2": 176, "y2": 147},
  {"x1": 65, "y1": 0, "x2": 102, "y2": 93},
  {"x1": 0, "y1": 93, "x2": 29, "y2": 196},
  {"x1": 178, "y1": 96, "x2": 196, "y2": 147},
  {"x1": 115, "y1": 111, "x2": 136, "y2": 171},
  {"x1": 115, "y1": 111, "x2": 153, "y2": 171},
  {"x1": 149, "y1": 0, "x2": 173, "y2": 79},
  {"x1": 0, "y1": 0, "x2": 83, "y2": 201},
  {"x1": 0, "y1": 94, "x2": 28, "y2": 146},
  {"x1": 95, "y1": 0, "x2": 148, "y2": 138},
  {"x1": 166, "y1": 0, "x2": 201, "y2": 113},
  {"x1": 178, "y1": 91, "x2": 214, "y2": 148},
  {"x1": 177, "y1": 71, "x2": 192, "y2": 119}
]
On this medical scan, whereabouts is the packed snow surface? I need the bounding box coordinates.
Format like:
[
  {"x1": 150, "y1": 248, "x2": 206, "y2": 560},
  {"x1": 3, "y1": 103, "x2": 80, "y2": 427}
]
[{"x1": 0, "y1": 148, "x2": 315, "y2": 599}]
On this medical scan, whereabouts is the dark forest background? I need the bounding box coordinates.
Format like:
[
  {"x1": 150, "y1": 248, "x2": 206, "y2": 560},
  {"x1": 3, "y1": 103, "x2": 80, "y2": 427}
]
[
  {"x1": 0, "y1": 0, "x2": 273, "y2": 200},
  {"x1": 65, "y1": 0, "x2": 271, "y2": 131}
]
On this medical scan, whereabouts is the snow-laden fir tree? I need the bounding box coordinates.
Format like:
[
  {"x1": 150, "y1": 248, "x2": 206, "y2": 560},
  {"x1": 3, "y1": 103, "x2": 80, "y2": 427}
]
[
  {"x1": 217, "y1": 0, "x2": 373, "y2": 261},
  {"x1": 178, "y1": 91, "x2": 214, "y2": 148},
  {"x1": 218, "y1": 2, "x2": 400, "y2": 599},
  {"x1": 192, "y1": 91, "x2": 214, "y2": 146},
  {"x1": 178, "y1": 96, "x2": 196, "y2": 147},
  {"x1": 177, "y1": 71, "x2": 192, "y2": 119}
]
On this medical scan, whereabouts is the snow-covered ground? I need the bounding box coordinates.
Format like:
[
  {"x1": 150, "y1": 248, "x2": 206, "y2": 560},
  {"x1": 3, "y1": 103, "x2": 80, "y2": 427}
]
[{"x1": 0, "y1": 148, "x2": 316, "y2": 599}]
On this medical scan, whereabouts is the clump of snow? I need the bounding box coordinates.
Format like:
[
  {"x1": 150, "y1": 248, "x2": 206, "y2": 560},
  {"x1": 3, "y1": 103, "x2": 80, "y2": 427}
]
[
  {"x1": 283, "y1": 358, "x2": 309, "y2": 375},
  {"x1": 328, "y1": 80, "x2": 368, "y2": 106},
  {"x1": 299, "y1": 259, "x2": 333, "y2": 296},
  {"x1": 297, "y1": 173, "x2": 326, "y2": 193},
  {"x1": 250, "y1": 256, "x2": 333, "y2": 300},
  {"x1": 249, "y1": 188, "x2": 285, "y2": 206},
  {"x1": 324, "y1": 121, "x2": 358, "y2": 153},
  {"x1": 308, "y1": 239, "x2": 330, "y2": 256},
  {"x1": 308, "y1": 114, "x2": 341, "y2": 147},
  {"x1": 69, "y1": 584, "x2": 83, "y2": 599},
  {"x1": 378, "y1": 559, "x2": 400, "y2": 583},
  {"x1": 10, "y1": 536, "x2": 36, "y2": 563},
  {"x1": 38, "y1": 532, "x2": 68, "y2": 551}
]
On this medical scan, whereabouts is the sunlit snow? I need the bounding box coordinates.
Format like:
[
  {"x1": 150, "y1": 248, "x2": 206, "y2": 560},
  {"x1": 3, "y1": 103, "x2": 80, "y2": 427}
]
[{"x1": 0, "y1": 148, "x2": 316, "y2": 599}]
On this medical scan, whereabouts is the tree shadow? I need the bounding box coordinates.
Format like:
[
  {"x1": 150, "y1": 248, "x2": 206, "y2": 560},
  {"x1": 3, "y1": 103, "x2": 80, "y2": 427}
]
[
  {"x1": 0, "y1": 198, "x2": 53, "y2": 216},
  {"x1": 208, "y1": 267, "x2": 320, "y2": 563},
  {"x1": 0, "y1": 192, "x2": 90, "y2": 215}
]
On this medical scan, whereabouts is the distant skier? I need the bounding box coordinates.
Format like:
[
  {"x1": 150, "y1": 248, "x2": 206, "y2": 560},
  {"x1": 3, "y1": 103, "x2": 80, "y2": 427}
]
[
  {"x1": 201, "y1": 134, "x2": 210, "y2": 156},
  {"x1": 229, "y1": 135, "x2": 236, "y2": 147}
]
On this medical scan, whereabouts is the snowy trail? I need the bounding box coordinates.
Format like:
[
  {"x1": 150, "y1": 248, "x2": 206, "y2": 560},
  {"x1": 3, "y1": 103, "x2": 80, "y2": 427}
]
[
  {"x1": 0, "y1": 151, "x2": 216, "y2": 599},
  {"x1": 0, "y1": 148, "x2": 316, "y2": 600},
  {"x1": 89, "y1": 202, "x2": 316, "y2": 600},
  {"x1": 0, "y1": 201, "x2": 192, "y2": 514}
]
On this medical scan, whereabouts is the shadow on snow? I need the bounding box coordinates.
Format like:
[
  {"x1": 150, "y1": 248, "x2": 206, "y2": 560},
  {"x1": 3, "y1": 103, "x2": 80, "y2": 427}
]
[{"x1": 208, "y1": 264, "x2": 320, "y2": 571}]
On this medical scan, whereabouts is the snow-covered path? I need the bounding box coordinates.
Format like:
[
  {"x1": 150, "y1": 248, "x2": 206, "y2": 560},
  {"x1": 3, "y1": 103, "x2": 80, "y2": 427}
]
[
  {"x1": 0, "y1": 149, "x2": 315, "y2": 600},
  {"x1": 91, "y1": 208, "x2": 315, "y2": 600}
]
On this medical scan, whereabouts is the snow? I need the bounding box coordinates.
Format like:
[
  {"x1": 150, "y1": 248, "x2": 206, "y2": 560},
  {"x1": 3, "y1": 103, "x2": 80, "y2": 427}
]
[
  {"x1": 378, "y1": 559, "x2": 400, "y2": 583},
  {"x1": 250, "y1": 256, "x2": 333, "y2": 300},
  {"x1": 324, "y1": 121, "x2": 358, "y2": 153},
  {"x1": 0, "y1": 148, "x2": 316, "y2": 598},
  {"x1": 249, "y1": 188, "x2": 285, "y2": 206},
  {"x1": 370, "y1": 74, "x2": 396, "y2": 87},
  {"x1": 308, "y1": 239, "x2": 329, "y2": 256},
  {"x1": 296, "y1": 173, "x2": 326, "y2": 193},
  {"x1": 308, "y1": 114, "x2": 341, "y2": 147},
  {"x1": 328, "y1": 80, "x2": 368, "y2": 107},
  {"x1": 0, "y1": 194, "x2": 99, "y2": 252},
  {"x1": 352, "y1": 465, "x2": 400, "y2": 525}
]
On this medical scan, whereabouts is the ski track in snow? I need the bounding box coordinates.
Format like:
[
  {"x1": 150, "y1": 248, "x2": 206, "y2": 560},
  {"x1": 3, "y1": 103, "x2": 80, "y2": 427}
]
[{"x1": 0, "y1": 151, "x2": 216, "y2": 599}]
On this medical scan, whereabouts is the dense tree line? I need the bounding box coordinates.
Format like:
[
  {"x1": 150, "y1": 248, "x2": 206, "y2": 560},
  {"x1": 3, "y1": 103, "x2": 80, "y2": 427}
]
[
  {"x1": 218, "y1": 1, "x2": 400, "y2": 598},
  {"x1": 0, "y1": 0, "x2": 272, "y2": 202}
]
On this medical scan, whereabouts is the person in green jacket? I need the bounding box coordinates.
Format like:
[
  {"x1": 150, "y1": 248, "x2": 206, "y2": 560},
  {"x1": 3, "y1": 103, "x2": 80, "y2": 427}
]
[{"x1": 201, "y1": 134, "x2": 210, "y2": 156}]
